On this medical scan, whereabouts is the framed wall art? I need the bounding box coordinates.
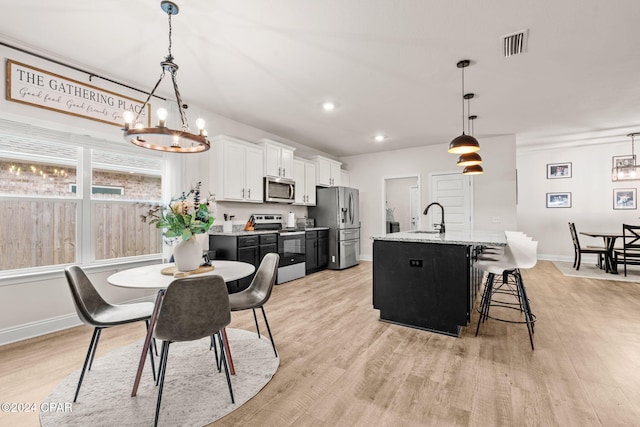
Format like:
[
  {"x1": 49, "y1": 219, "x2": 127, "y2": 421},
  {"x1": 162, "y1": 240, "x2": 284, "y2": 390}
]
[
  {"x1": 547, "y1": 162, "x2": 572, "y2": 179},
  {"x1": 546, "y1": 192, "x2": 571, "y2": 208},
  {"x1": 613, "y1": 188, "x2": 637, "y2": 210},
  {"x1": 612, "y1": 155, "x2": 636, "y2": 169}
]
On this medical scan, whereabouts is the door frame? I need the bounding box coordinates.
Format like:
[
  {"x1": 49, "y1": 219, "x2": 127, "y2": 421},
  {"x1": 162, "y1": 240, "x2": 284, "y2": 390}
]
[{"x1": 382, "y1": 173, "x2": 422, "y2": 234}]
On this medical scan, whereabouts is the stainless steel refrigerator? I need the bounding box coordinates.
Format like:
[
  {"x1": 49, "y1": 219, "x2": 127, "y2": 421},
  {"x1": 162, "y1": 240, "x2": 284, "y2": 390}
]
[{"x1": 309, "y1": 186, "x2": 360, "y2": 270}]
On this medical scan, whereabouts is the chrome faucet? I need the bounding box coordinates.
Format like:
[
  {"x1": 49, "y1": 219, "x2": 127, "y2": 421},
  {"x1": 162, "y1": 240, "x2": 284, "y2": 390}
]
[{"x1": 423, "y1": 202, "x2": 445, "y2": 233}]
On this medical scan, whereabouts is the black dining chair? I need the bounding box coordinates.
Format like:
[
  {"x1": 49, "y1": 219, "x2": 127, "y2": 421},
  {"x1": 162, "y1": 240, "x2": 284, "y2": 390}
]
[
  {"x1": 228, "y1": 253, "x2": 279, "y2": 357},
  {"x1": 568, "y1": 222, "x2": 606, "y2": 270},
  {"x1": 153, "y1": 275, "x2": 234, "y2": 427},
  {"x1": 64, "y1": 265, "x2": 156, "y2": 402},
  {"x1": 613, "y1": 224, "x2": 640, "y2": 276}
]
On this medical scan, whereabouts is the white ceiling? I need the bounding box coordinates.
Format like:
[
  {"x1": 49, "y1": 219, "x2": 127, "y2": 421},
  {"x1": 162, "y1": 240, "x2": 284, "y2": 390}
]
[{"x1": 3, "y1": 1, "x2": 640, "y2": 157}]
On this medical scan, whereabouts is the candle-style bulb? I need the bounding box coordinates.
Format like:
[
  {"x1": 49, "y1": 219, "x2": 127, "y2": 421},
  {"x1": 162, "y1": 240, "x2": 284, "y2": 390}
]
[
  {"x1": 123, "y1": 110, "x2": 134, "y2": 130},
  {"x1": 157, "y1": 108, "x2": 168, "y2": 127}
]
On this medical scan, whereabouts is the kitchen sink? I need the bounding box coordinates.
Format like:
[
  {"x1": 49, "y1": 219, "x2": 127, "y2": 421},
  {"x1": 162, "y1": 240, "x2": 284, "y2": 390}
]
[{"x1": 409, "y1": 230, "x2": 441, "y2": 234}]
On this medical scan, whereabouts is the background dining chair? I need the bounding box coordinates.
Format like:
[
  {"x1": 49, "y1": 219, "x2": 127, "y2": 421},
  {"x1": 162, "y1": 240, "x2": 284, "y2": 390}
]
[
  {"x1": 568, "y1": 222, "x2": 606, "y2": 270},
  {"x1": 228, "y1": 252, "x2": 280, "y2": 357},
  {"x1": 613, "y1": 224, "x2": 640, "y2": 276},
  {"x1": 64, "y1": 265, "x2": 156, "y2": 402},
  {"x1": 153, "y1": 274, "x2": 233, "y2": 427}
]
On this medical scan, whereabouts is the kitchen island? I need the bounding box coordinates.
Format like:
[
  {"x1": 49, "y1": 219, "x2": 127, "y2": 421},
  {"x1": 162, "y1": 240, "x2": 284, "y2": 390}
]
[{"x1": 372, "y1": 230, "x2": 506, "y2": 337}]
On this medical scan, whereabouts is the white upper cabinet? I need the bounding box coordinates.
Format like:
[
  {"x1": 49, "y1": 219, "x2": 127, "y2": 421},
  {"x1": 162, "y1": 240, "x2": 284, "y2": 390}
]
[
  {"x1": 340, "y1": 169, "x2": 351, "y2": 187},
  {"x1": 313, "y1": 155, "x2": 342, "y2": 187},
  {"x1": 212, "y1": 135, "x2": 264, "y2": 203},
  {"x1": 293, "y1": 158, "x2": 317, "y2": 206},
  {"x1": 260, "y1": 139, "x2": 295, "y2": 180}
]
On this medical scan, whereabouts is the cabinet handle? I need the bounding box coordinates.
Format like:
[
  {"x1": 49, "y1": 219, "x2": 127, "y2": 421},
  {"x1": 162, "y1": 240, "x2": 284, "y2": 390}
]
[
  {"x1": 283, "y1": 167, "x2": 286, "y2": 176},
  {"x1": 248, "y1": 188, "x2": 251, "y2": 198},
  {"x1": 242, "y1": 188, "x2": 245, "y2": 198},
  {"x1": 278, "y1": 167, "x2": 282, "y2": 176}
]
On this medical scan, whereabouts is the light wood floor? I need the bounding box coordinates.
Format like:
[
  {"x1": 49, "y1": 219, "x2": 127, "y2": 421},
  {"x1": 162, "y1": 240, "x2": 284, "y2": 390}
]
[{"x1": 1, "y1": 260, "x2": 639, "y2": 426}]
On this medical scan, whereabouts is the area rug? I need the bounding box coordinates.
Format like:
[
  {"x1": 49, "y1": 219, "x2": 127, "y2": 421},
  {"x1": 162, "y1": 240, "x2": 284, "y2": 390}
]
[
  {"x1": 41, "y1": 328, "x2": 279, "y2": 427},
  {"x1": 553, "y1": 261, "x2": 640, "y2": 283}
]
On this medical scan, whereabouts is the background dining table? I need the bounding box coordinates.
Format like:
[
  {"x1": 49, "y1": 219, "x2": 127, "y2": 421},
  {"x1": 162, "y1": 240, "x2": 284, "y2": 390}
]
[
  {"x1": 108, "y1": 260, "x2": 255, "y2": 396},
  {"x1": 579, "y1": 231, "x2": 624, "y2": 273}
]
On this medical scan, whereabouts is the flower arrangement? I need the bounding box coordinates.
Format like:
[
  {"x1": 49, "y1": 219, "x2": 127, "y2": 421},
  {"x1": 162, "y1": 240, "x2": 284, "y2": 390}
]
[{"x1": 141, "y1": 181, "x2": 215, "y2": 241}]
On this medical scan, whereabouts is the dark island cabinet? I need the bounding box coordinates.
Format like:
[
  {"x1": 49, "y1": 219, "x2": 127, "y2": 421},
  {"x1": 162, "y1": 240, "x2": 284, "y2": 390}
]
[
  {"x1": 373, "y1": 239, "x2": 482, "y2": 337},
  {"x1": 209, "y1": 233, "x2": 278, "y2": 293},
  {"x1": 306, "y1": 229, "x2": 329, "y2": 274}
]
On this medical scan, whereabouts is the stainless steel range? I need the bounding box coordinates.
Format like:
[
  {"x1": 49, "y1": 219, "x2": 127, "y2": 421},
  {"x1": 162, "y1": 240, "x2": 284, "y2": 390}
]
[{"x1": 250, "y1": 214, "x2": 306, "y2": 284}]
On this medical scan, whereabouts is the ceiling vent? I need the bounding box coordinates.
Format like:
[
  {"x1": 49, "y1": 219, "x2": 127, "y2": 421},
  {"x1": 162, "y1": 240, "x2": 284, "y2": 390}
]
[{"x1": 503, "y1": 29, "x2": 529, "y2": 57}]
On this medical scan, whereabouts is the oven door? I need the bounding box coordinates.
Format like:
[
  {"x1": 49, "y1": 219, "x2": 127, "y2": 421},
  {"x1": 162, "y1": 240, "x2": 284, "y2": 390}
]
[{"x1": 278, "y1": 231, "x2": 306, "y2": 266}]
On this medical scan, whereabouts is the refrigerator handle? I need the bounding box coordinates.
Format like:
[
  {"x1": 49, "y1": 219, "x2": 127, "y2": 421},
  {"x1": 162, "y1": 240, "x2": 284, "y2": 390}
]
[{"x1": 348, "y1": 193, "x2": 354, "y2": 224}]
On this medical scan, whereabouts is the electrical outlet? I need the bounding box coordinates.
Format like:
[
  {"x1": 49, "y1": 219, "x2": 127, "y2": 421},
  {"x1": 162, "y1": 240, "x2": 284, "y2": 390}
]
[
  {"x1": 492, "y1": 216, "x2": 501, "y2": 223},
  {"x1": 409, "y1": 259, "x2": 423, "y2": 267}
]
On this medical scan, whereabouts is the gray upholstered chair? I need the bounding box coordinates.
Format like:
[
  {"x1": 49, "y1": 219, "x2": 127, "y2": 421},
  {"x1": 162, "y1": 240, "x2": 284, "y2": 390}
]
[
  {"x1": 153, "y1": 275, "x2": 233, "y2": 427},
  {"x1": 64, "y1": 265, "x2": 156, "y2": 402},
  {"x1": 228, "y1": 252, "x2": 279, "y2": 357}
]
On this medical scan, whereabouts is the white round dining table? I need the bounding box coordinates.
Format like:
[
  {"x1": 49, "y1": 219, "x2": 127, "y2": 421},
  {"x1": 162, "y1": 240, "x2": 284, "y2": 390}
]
[
  {"x1": 107, "y1": 261, "x2": 255, "y2": 289},
  {"x1": 107, "y1": 260, "x2": 255, "y2": 396}
]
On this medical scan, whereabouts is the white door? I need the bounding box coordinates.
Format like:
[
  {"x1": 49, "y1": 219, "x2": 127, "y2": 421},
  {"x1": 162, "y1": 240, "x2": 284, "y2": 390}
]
[
  {"x1": 409, "y1": 185, "x2": 420, "y2": 231},
  {"x1": 429, "y1": 173, "x2": 472, "y2": 231}
]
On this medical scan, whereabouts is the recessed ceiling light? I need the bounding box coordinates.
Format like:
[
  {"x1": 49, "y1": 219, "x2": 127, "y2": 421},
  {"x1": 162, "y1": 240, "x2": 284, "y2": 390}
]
[
  {"x1": 322, "y1": 101, "x2": 336, "y2": 111},
  {"x1": 374, "y1": 134, "x2": 386, "y2": 142}
]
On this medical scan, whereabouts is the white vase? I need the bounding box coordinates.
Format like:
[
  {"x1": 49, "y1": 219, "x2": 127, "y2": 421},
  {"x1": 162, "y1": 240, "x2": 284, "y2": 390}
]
[{"x1": 173, "y1": 236, "x2": 202, "y2": 272}]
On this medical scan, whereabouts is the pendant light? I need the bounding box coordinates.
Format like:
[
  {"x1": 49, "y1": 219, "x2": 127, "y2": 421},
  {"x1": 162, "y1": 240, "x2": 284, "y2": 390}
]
[
  {"x1": 457, "y1": 94, "x2": 483, "y2": 167},
  {"x1": 448, "y1": 60, "x2": 480, "y2": 154},
  {"x1": 462, "y1": 164, "x2": 484, "y2": 175},
  {"x1": 462, "y1": 121, "x2": 484, "y2": 174},
  {"x1": 122, "y1": 1, "x2": 209, "y2": 153},
  {"x1": 612, "y1": 132, "x2": 640, "y2": 181}
]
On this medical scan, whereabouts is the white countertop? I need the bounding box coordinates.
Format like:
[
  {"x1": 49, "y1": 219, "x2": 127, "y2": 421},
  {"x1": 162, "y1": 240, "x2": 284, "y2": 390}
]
[
  {"x1": 371, "y1": 230, "x2": 507, "y2": 246},
  {"x1": 209, "y1": 227, "x2": 330, "y2": 237}
]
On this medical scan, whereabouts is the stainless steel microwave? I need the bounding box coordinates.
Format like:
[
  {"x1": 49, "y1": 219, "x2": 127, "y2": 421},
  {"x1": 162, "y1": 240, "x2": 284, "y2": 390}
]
[{"x1": 263, "y1": 176, "x2": 295, "y2": 203}]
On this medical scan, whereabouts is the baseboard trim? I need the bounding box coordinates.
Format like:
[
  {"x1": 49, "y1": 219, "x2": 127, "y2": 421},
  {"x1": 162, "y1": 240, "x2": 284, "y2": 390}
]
[
  {"x1": 0, "y1": 295, "x2": 155, "y2": 347},
  {"x1": 0, "y1": 314, "x2": 81, "y2": 347}
]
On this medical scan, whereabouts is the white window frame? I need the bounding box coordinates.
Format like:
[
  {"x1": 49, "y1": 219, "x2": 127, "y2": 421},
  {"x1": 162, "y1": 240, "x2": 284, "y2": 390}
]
[{"x1": 0, "y1": 119, "x2": 166, "y2": 285}]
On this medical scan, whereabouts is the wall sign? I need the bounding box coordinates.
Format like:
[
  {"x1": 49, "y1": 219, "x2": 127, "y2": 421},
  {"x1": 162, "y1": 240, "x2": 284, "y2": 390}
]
[{"x1": 6, "y1": 59, "x2": 150, "y2": 127}]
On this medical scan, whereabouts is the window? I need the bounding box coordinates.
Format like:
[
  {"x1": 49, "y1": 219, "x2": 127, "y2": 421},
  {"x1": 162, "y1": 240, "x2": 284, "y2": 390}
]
[
  {"x1": 91, "y1": 149, "x2": 163, "y2": 260},
  {"x1": 0, "y1": 119, "x2": 164, "y2": 273}
]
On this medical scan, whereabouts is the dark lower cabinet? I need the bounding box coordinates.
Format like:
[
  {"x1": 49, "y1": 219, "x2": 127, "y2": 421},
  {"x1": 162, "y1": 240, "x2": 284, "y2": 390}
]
[
  {"x1": 373, "y1": 239, "x2": 482, "y2": 337},
  {"x1": 306, "y1": 229, "x2": 329, "y2": 274},
  {"x1": 318, "y1": 232, "x2": 329, "y2": 268},
  {"x1": 209, "y1": 233, "x2": 278, "y2": 293}
]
